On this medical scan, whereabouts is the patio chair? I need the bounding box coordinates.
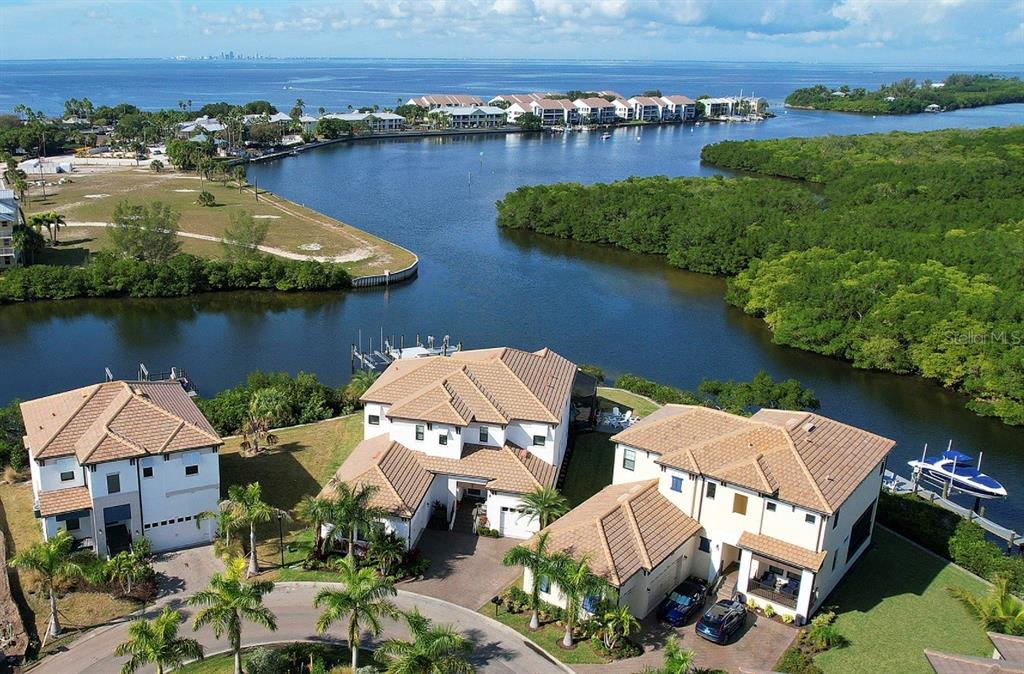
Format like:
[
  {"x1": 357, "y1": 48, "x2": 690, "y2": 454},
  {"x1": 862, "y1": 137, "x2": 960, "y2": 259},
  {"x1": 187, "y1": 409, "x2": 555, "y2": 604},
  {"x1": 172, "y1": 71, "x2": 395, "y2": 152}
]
[{"x1": 622, "y1": 410, "x2": 632, "y2": 424}]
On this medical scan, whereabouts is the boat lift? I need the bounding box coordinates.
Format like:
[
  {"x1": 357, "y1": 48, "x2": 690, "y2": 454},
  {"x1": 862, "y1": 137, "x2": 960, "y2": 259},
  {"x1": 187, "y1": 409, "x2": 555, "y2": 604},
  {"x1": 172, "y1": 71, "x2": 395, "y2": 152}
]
[
  {"x1": 104, "y1": 363, "x2": 198, "y2": 396},
  {"x1": 351, "y1": 330, "x2": 462, "y2": 373}
]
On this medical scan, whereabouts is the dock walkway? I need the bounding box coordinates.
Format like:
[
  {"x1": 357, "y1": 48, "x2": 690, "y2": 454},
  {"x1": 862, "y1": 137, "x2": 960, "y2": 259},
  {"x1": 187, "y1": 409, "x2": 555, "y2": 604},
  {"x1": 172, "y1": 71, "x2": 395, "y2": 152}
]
[{"x1": 883, "y1": 469, "x2": 1023, "y2": 549}]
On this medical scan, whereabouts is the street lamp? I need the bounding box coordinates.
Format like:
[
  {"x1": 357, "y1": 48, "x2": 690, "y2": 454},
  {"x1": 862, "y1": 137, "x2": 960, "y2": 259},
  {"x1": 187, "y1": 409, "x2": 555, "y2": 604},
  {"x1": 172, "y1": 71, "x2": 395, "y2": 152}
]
[{"x1": 278, "y1": 514, "x2": 285, "y2": 568}]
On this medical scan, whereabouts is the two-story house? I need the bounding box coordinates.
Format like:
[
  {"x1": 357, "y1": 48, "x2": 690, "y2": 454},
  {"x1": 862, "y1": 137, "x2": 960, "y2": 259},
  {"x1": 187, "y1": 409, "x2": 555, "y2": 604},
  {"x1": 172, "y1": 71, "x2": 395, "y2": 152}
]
[
  {"x1": 531, "y1": 404, "x2": 894, "y2": 624},
  {"x1": 320, "y1": 347, "x2": 578, "y2": 547},
  {"x1": 628, "y1": 96, "x2": 667, "y2": 121},
  {"x1": 20, "y1": 380, "x2": 222, "y2": 557},
  {"x1": 659, "y1": 95, "x2": 697, "y2": 121},
  {"x1": 572, "y1": 98, "x2": 618, "y2": 124}
]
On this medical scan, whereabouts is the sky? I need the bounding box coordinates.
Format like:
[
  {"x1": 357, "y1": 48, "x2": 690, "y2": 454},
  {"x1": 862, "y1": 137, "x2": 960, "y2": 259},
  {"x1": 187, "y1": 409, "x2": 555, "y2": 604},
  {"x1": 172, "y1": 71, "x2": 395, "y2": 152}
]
[{"x1": 1, "y1": 0, "x2": 1022, "y2": 65}]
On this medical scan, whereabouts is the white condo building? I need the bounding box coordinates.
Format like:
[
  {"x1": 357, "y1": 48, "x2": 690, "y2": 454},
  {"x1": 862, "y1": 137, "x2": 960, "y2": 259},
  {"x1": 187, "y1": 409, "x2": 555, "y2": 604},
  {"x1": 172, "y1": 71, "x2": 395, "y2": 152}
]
[
  {"x1": 21, "y1": 381, "x2": 223, "y2": 557},
  {"x1": 321, "y1": 347, "x2": 579, "y2": 546},
  {"x1": 529, "y1": 404, "x2": 894, "y2": 625},
  {"x1": 0, "y1": 187, "x2": 21, "y2": 268}
]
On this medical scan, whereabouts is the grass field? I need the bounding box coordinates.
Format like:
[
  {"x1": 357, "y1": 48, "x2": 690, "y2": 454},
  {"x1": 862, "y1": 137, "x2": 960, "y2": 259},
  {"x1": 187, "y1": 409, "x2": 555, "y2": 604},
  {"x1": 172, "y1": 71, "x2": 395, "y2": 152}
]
[
  {"x1": 218, "y1": 414, "x2": 363, "y2": 574},
  {"x1": 597, "y1": 386, "x2": 661, "y2": 417},
  {"x1": 484, "y1": 603, "x2": 609, "y2": 665},
  {"x1": 24, "y1": 167, "x2": 415, "y2": 277},
  {"x1": 815, "y1": 527, "x2": 992, "y2": 674},
  {"x1": 562, "y1": 432, "x2": 617, "y2": 508}
]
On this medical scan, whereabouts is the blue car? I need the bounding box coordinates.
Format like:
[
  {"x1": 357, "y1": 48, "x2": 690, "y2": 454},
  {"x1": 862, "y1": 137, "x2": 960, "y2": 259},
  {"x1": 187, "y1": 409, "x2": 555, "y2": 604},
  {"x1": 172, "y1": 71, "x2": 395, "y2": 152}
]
[
  {"x1": 695, "y1": 599, "x2": 747, "y2": 644},
  {"x1": 656, "y1": 577, "x2": 709, "y2": 626}
]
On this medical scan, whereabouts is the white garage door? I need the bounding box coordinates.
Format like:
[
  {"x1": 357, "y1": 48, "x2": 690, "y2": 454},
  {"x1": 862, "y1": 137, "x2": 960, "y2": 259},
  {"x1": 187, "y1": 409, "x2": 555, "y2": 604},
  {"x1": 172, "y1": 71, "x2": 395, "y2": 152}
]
[
  {"x1": 499, "y1": 506, "x2": 534, "y2": 539},
  {"x1": 144, "y1": 515, "x2": 212, "y2": 553}
]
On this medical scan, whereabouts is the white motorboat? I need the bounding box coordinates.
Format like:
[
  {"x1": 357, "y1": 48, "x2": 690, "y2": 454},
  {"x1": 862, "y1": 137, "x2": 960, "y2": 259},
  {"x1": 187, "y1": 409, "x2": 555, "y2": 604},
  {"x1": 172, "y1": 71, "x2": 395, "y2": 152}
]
[{"x1": 908, "y1": 446, "x2": 1007, "y2": 499}]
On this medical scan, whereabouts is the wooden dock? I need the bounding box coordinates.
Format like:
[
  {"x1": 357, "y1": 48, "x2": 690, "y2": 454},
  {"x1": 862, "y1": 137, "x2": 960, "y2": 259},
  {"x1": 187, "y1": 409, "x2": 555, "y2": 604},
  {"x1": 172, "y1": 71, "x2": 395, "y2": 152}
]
[{"x1": 883, "y1": 469, "x2": 1023, "y2": 550}]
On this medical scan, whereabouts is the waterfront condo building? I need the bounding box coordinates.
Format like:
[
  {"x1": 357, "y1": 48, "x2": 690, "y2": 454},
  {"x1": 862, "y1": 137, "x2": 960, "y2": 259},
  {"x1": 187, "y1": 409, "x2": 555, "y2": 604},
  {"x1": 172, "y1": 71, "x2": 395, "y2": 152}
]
[
  {"x1": 0, "y1": 187, "x2": 22, "y2": 268},
  {"x1": 529, "y1": 99, "x2": 580, "y2": 126},
  {"x1": 20, "y1": 381, "x2": 222, "y2": 557},
  {"x1": 406, "y1": 94, "x2": 484, "y2": 110},
  {"x1": 628, "y1": 96, "x2": 668, "y2": 121},
  {"x1": 440, "y1": 106, "x2": 508, "y2": 128},
  {"x1": 660, "y1": 95, "x2": 697, "y2": 121},
  {"x1": 530, "y1": 404, "x2": 894, "y2": 625},
  {"x1": 321, "y1": 347, "x2": 580, "y2": 546},
  {"x1": 573, "y1": 98, "x2": 618, "y2": 124}
]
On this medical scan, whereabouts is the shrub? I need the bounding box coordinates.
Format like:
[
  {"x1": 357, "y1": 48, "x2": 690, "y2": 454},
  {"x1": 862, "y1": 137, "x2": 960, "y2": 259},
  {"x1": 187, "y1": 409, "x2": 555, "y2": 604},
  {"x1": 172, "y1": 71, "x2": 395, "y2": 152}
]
[
  {"x1": 578, "y1": 364, "x2": 605, "y2": 384},
  {"x1": 150, "y1": 159, "x2": 163, "y2": 173},
  {"x1": 776, "y1": 646, "x2": 823, "y2": 674},
  {"x1": 806, "y1": 611, "x2": 848, "y2": 651},
  {"x1": 246, "y1": 646, "x2": 286, "y2": 674},
  {"x1": 195, "y1": 190, "x2": 215, "y2": 206},
  {"x1": 477, "y1": 526, "x2": 501, "y2": 538},
  {"x1": 746, "y1": 598, "x2": 758, "y2": 609},
  {"x1": 501, "y1": 585, "x2": 531, "y2": 613},
  {"x1": 764, "y1": 604, "x2": 776, "y2": 618},
  {"x1": 876, "y1": 491, "x2": 960, "y2": 556},
  {"x1": 782, "y1": 613, "x2": 795, "y2": 624}
]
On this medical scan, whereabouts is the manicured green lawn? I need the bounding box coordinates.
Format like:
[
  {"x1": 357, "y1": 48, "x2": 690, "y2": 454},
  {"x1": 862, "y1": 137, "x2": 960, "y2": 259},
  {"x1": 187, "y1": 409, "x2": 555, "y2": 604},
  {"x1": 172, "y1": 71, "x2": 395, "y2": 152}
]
[
  {"x1": 561, "y1": 432, "x2": 616, "y2": 507},
  {"x1": 597, "y1": 386, "x2": 661, "y2": 417},
  {"x1": 177, "y1": 644, "x2": 374, "y2": 673},
  {"x1": 815, "y1": 527, "x2": 992, "y2": 674},
  {"x1": 485, "y1": 605, "x2": 609, "y2": 665}
]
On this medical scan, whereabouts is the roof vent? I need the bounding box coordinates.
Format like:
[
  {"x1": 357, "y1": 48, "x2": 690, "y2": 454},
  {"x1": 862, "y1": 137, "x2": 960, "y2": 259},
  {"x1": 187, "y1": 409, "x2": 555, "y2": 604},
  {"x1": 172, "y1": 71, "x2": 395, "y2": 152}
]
[{"x1": 803, "y1": 422, "x2": 817, "y2": 433}]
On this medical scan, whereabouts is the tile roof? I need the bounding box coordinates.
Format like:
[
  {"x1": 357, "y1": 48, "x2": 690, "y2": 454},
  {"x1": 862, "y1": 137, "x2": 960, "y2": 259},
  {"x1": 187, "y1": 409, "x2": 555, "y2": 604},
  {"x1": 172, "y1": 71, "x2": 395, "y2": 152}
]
[
  {"x1": 661, "y1": 95, "x2": 696, "y2": 105},
  {"x1": 532, "y1": 99, "x2": 576, "y2": 111},
  {"x1": 629, "y1": 96, "x2": 665, "y2": 106},
  {"x1": 574, "y1": 97, "x2": 616, "y2": 108},
  {"x1": 413, "y1": 95, "x2": 484, "y2": 107},
  {"x1": 738, "y1": 531, "x2": 828, "y2": 571},
  {"x1": 37, "y1": 486, "x2": 92, "y2": 517},
  {"x1": 992, "y1": 634, "x2": 1024, "y2": 662},
  {"x1": 320, "y1": 436, "x2": 555, "y2": 518},
  {"x1": 362, "y1": 347, "x2": 576, "y2": 426},
  {"x1": 613, "y1": 405, "x2": 894, "y2": 514},
  {"x1": 531, "y1": 480, "x2": 701, "y2": 585},
  {"x1": 924, "y1": 649, "x2": 1024, "y2": 674},
  {"x1": 21, "y1": 381, "x2": 221, "y2": 465}
]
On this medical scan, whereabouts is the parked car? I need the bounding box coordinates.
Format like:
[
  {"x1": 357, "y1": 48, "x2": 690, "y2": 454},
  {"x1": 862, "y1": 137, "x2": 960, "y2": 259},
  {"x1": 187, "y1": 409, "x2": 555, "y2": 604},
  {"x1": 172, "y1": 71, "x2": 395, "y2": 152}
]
[
  {"x1": 695, "y1": 599, "x2": 747, "y2": 644},
  {"x1": 656, "y1": 576, "x2": 709, "y2": 626}
]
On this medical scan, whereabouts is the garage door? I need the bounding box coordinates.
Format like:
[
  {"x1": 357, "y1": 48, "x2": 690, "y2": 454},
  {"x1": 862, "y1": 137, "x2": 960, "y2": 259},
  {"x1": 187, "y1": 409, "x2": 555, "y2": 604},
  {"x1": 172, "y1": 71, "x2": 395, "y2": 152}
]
[
  {"x1": 144, "y1": 515, "x2": 212, "y2": 552},
  {"x1": 499, "y1": 506, "x2": 534, "y2": 539}
]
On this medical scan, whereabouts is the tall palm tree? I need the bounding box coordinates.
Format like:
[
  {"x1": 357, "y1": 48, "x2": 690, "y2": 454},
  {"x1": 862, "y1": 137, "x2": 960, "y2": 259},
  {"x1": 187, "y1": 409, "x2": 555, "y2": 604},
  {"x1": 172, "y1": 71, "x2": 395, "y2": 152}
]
[
  {"x1": 222, "y1": 483, "x2": 288, "y2": 576},
  {"x1": 37, "y1": 211, "x2": 66, "y2": 245},
  {"x1": 948, "y1": 575, "x2": 1024, "y2": 636},
  {"x1": 550, "y1": 552, "x2": 610, "y2": 648},
  {"x1": 377, "y1": 607, "x2": 474, "y2": 674},
  {"x1": 331, "y1": 482, "x2": 386, "y2": 555},
  {"x1": 115, "y1": 607, "x2": 204, "y2": 674},
  {"x1": 240, "y1": 387, "x2": 287, "y2": 455},
  {"x1": 519, "y1": 486, "x2": 569, "y2": 529},
  {"x1": 8, "y1": 530, "x2": 86, "y2": 637},
  {"x1": 232, "y1": 166, "x2": 247, "y2": 193},
  {"x1": 502, "y1": 532, "x2": 555, "y2": 630},
  {"x1": 345, "y1": 369, "x2": 379, "y2": 402},
  {"x1": 188, "y1": 558, "x2": 277, "y2": 674},
  {"x1": 313, "y1": 555, "x2": 399, "y2": 672},
  {"x1": 295, "y1": 494, "x2": 335, "y2": 560}
]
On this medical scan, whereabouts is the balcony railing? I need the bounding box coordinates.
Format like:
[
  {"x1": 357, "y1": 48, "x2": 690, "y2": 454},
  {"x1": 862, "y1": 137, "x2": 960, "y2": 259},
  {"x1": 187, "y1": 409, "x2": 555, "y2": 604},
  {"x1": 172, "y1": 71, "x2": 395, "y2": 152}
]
[
  {"x1": 0, "y1": 247, "x2": 15, "y2": 256},
  {"x1": 747, "y1": 578, "x2": 799, "y2": 609}
]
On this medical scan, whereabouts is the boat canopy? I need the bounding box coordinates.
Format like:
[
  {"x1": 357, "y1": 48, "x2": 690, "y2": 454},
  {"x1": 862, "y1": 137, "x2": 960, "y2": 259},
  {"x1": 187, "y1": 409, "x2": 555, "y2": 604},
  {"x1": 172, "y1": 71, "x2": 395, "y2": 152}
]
[
  {"x1": 941, "y1": 449, "x2": 974, "y2": 464},
  {"x1": 947, "y1": 464, "x2": 1004, "y2": 490}
]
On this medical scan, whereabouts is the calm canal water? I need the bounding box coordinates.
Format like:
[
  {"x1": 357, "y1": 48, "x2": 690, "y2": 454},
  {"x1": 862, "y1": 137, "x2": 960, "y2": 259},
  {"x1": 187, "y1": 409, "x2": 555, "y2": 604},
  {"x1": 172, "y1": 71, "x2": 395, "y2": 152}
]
[{"x1": 1, "y1": 61, "x2": 1022, "y2": 526}]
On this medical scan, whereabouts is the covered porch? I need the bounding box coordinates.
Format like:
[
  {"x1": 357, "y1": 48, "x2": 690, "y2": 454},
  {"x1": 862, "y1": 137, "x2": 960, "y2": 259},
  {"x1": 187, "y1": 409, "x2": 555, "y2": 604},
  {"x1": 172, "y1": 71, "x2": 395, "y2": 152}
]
[
  {"x1": 36, "y1": 486, "x2": 97, "y2": 553},
  {"x1": 736, "y1": 532, "x2": 827, "y2": 625}
]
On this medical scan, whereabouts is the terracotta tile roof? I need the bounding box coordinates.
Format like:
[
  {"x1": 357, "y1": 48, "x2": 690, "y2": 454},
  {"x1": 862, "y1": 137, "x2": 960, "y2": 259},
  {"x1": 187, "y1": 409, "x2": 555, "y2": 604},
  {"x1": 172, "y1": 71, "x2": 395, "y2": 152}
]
[
  {"x1": 629, "y1": 96, "x2": 665, "y2": 106},
  {"x1": 21, "y1": 381, "x2": 221, "y2": 465},
  {"x1": 991, "y1": 633, "x2": 1024, "y2": 662},
  {"x1": 661, "y1": 95, "x2": 695, "y2": 105},
  {"x1": 532, "y1": 99, "x2": 576, "y2": 111},
  {"x1": 37, "y1": 486, "x2": 92, "y2": 517},
  {"x1": 613, "y1": 405, "x2": 894, "y2": 514},
  {"x1": 414, "y1": 95, "x2": 484, "y2": 107},
  {"x1": 575, "y1": 97, "x2": 616, "y2": 108},
  {"x1": 531, "y1": 480, "x2": 701, "y2": 585},
  {"x1": 924, "y1": 649, "x2": 1024, "y2": 674},
  {"x1": 362, "y1": 347, "x2": 576, "y2": 426},
  {"x1": 320, "y1": 436, "x2": 555, "y2": 518},
  {"x1": 738, "y1": 531, "x2": 827, "y2": 571}
]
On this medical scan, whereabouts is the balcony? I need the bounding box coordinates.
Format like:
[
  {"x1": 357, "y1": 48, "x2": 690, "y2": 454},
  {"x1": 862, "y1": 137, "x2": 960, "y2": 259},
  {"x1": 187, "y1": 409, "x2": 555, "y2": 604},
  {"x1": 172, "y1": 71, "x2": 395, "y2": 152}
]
[
  {"x1": 0, "y1": 247, "x2": 15, "y2": 257},
  {"x1": 747, "y1": 576, "x2": 799, "y2": 609}
]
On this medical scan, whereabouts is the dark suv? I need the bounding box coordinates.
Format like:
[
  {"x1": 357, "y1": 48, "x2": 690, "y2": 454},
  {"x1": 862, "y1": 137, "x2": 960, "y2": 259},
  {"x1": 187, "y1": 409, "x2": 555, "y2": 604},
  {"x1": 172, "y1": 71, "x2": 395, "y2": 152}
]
[{"x1": 695, "y1": 599, "x2": 747, "y2": 644}]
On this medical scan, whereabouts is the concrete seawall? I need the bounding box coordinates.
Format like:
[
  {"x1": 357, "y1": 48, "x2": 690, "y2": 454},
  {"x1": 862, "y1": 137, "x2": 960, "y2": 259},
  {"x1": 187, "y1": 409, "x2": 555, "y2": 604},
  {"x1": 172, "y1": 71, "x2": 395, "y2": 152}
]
[{"x1": 350, "y1": 252, "x2": 419, "y2": 288}]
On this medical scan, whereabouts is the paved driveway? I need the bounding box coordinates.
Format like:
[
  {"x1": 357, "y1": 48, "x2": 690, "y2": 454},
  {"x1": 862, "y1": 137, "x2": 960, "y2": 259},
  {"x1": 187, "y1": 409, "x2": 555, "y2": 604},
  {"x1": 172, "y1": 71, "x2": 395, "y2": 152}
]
[
  {"x1": 573, "y1": 609, "x2": 797, "y2": 673},
  {"x1": 151, "y1": 544, "x2": 223, "y2": 601},
  {"x1": 399, "y1": 530, "x2": 521, "y2": 610}
]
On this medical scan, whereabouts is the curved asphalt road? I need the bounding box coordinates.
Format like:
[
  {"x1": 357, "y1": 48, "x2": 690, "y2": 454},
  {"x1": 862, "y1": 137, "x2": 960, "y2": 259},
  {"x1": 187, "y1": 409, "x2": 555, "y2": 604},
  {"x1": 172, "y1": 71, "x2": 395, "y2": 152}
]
[{"x1": 31, "y1": 583, "x2": 567, "y2": 674}]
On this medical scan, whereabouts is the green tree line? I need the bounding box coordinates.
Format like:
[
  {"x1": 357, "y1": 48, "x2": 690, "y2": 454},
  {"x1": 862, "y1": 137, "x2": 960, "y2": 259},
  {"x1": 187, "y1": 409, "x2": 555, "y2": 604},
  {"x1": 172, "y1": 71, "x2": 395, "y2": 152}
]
[
  {"x1": 496, "y1": 126, "x2": 1024, "y2": 424},
  {"x1": 784, "y1": 74, "x2": 1024, "y2": 114}
]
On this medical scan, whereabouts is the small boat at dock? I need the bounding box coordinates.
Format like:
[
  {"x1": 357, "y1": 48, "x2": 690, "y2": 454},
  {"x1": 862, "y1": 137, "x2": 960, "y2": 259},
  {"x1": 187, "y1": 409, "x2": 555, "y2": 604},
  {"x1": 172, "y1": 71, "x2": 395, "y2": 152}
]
[
  {"x1": 908, "y1": 445, "x2": 1007, "y2": 499},
  {"x1": 601, "y1": 132, "x2": 611, "y2": 140}
]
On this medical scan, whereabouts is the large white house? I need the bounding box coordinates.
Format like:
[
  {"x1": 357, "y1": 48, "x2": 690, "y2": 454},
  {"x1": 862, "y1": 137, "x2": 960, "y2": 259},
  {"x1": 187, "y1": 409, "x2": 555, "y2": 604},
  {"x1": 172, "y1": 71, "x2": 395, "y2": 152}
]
[
  {"x1": 531, "y1": 404, "x2": 894, "y2": 625},
  {"x1": 321, "y1": 347, "x2": 579, "y2": 547},
  {"x1": 0, "y1": 187, "x2": 22, "y2": 268},
  {"x1": 572, "y1": 98, "x2": 618, "y2": 124},
  {"x1": 20, "y1": 381, "x2": 222, "y2": 557}
]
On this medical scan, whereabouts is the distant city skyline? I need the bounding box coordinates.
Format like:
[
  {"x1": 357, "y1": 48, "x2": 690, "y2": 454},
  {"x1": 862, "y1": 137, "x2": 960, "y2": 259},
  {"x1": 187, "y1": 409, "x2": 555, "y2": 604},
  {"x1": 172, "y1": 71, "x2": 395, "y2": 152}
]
[{"x1": 2, "y1": 0, "x2": 1022, "y2": 65}]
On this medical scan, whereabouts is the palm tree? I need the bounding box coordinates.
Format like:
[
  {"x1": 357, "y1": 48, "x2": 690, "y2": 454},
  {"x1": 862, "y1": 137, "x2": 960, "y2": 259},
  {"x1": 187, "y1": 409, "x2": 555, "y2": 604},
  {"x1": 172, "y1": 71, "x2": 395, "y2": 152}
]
[
  {"x1": 502, "y1": 532, "x2": 555, "y2": 630},
  {"x1": 313, "y1": 554, "x2": 399, "y2": 672},
  {"x1": 948, "y1": 575, "x2": 1024, "y2": 636},
  {"x1": 115, "y1": 607, "x2": 204, "y2": 674},
  {"x1": 8, "y1": 530, "x2": 86, "y2": 637},
  {"x1": 37, "y1": 210, "x2": 66, "y2": 245},
  {"x1": 345, "y1": 369, "x2": 379, "y2": 403},
  {"x1": 105, "y1": 550, "x2": 148, "y2": 596},
  {"x1": 232, "y1": 166, "x2": 247, "y2": 193},
  {"x1": 661, "y1": 635, "x2": 695, "y2": 674},
  {"x1": 11, "y1": 174, "x2": 28, "y2": 204},
  {"x1": 331, "y1": 482, "x2": 386, "y2": 555},
  {"x1": 317, "y1": 106, "x2": 326, "y2": 117},
  {"x1": 188, "y1": 558, "x2": 277, "y2": 674},
  {"x1": 222, "y1": 483, "x2": 288, "y2": 576},
  {"x1": 290, "y1": 98, "x2": 305, "y2": 119},
  {"x1": 549, "y1": 552, "x2": 610, "y2": 648},
  {"x1": 295, "y1": 494, "x2": 335, "y2": 560},
  {"x1": 377, "y1": 607, "x2": 474, "y2": 674},
  {"x1": 240, "y1": 387, "x2": 287, "y2": 455},
  {"x1": 592, "y1": 604, "x2": 640, "y2": 651},
  {"x1": 366, "y1": 525, "x2": 406, "y2": 577},
  {"x1": 519, "y1": 486, "x2": 569, "y2": 529}
]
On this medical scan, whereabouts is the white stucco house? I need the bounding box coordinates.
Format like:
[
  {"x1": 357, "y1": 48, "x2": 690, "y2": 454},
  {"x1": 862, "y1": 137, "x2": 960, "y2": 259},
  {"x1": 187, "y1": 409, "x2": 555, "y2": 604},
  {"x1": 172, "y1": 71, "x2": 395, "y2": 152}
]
[
  {"x1": 321, "y1": 347, "x2": 579, "y2": 547},
  {"x1": 20, "y1": 381, "x2": 222, "y2": 557},
  {"x1": 572, "y1": 98, "x2": 618, "y2": 124},
  {"x1": 531, "y1": 405, "x2": 894, "y2": 625}
]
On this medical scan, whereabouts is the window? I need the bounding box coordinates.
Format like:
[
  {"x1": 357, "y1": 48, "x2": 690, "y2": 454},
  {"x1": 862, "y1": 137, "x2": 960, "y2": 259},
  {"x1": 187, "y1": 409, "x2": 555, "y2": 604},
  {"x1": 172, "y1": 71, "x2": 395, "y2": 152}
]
[
  {"x1": 733, "y1": 494, "x2": 748, "y2": 515},
  {"x1": 60, "y1": 470, "x2": 75, "y2": 482},
  {"x1": 479, "y1": 427, "x2": 488, "y2": 443},
  {"x1": 698, "y1": 536, "x2": 711, "y2": 553},
  {"x1": 538, "y1": 575, "x2": 550, "y2": 593},
  {"x1": 832, "y1": 506, "x2": 841, "y2": 530},
  {"x1": 768, "y1": 565, "x2": 784, "y2": 576},
  {"x1": 368, "y1": 415, "x2": 380, "y2": 426},
  {"x1": 622, "y1": 448, "x2": 636, "y2": 471},
  {"x1": 832, "y1": 553, "x2": 837, "y2": 571},
  {"x1": 670, "y1": 475, "x2": 683, "y2": 492},
  {"x1": 846, "y1": 499, "x2": 876, "y2": 562},
  {"x1": 427, "y1": 422, "x2": 433, "y2": 431},
  {"x1": 142, "y1": 466, "x2": 153, "y2": 478},
  {"x1": 163, "y1": 454, "x2": 170, "y2": 462},
  {"x1": 106, "y1": 473, "x2": 120, "y2": 495},
  {"x1": 65, "y1": 518, "x2": 80, "y2": 531},
  {"x1": 766, "y1": 501, "x2": 777, "y2": 512},
  {"x1": 706, "y1": 482, "x2": 716, "y2": 499},
  {"x1": 439, "y1": 434, "x2": 448, "y2": 446},
  {"x1": 455, "y1": 427, "x2": 461, "y2": 436},
  {"x1": 805, "y1": 513, "x2": 816, "y2": 524},
  {"x1": 533, "y1": 435, "x2": 546, "y2": 447},
  {"x1": 185, "y1": 464, "x2": 199, "y2": 476},
  {"x1": 415, "y1": 425, "x2": 424, "y2": 441}
]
